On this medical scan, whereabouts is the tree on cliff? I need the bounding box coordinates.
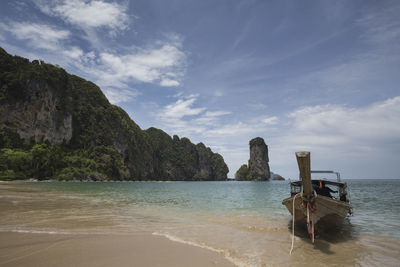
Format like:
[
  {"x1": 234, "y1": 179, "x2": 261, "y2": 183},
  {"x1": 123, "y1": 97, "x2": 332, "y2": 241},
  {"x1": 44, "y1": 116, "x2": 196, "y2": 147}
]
[{"x1": 235, "y1": 164, "x2": 250, "y2": 180}]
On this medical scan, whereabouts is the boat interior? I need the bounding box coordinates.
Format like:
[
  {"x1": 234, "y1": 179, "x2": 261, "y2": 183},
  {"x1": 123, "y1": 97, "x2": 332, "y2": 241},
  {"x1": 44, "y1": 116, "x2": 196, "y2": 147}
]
[{"x1": 289, "y1": 170, "x2": 350, "y2": 203}]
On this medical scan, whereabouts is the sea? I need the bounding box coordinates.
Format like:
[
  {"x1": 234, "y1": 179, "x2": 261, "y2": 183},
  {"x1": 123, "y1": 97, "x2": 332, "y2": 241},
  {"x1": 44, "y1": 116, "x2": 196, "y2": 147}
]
[{"x1": 1, "y1": 179, "x2": 399, "y2": 266}]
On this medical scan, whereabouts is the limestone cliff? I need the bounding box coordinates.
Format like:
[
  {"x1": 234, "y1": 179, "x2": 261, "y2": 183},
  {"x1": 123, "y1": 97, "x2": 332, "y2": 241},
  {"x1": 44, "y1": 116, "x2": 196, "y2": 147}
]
[
  {"x1": 0, "y1": 73, "x2": 72, "y2": 144},
  {"x1": 248, "y1": 137, "x2": 270, "y2": 180},
  {"x1": 270, "y1": 172, "x2": 285, "y2": 180},
  {"x1": 146, "y1": 129, "x2": 228, "y2": 180},
  {"x1": 235, "y1": 137, "x2": 270, "y2": 181},
  {"x1": 0, "y1": 48, "x2": 228, "y2": 180},
  {"x1": 235, "y1": 164, "x2": 250, "y2": 180}
]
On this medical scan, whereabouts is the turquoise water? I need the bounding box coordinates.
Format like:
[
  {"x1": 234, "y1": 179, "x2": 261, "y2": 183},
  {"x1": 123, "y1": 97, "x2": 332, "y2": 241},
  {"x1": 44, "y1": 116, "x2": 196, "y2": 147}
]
[
  {"x1": 1, "y1": 180, "x2": 400, "y2": 266},
  {"x1": 347, "y1": 179, "x2": 400, "y2": 239}
]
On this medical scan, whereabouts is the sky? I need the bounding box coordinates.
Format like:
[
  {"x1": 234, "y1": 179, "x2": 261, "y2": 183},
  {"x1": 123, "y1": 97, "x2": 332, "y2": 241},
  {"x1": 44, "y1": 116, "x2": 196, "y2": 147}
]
[{"x1": 1, "y1": 0, "x2": 399, "y2": 179}]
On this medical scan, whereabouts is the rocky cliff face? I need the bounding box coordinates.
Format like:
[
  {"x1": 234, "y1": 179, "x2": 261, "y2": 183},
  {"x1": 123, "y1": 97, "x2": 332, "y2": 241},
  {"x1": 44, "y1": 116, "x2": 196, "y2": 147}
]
[
  {"x1": 235, "y1": 137, "x2": 270, "y2": 181},
  {"x1": 248, "y1": 137, "x2": 270, "y2": 180},
  {"x1": 0, "y1": 79, "x2": 72, "y2": 144},
  {"x1": 145, "y1": 129, "x2": 228, "y2": 180},
  {"x1": 235, "y1": 164, "x2": 250, "y2": 180},
  {"x1": 0, "y1": 48, "x2": 228, "y2": 180}
]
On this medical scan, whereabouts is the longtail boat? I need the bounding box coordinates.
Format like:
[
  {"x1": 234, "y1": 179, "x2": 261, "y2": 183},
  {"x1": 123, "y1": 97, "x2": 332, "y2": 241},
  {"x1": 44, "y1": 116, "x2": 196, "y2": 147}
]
[{"x1": 282, "y1": 152, "x2": 352, "y2": 242}]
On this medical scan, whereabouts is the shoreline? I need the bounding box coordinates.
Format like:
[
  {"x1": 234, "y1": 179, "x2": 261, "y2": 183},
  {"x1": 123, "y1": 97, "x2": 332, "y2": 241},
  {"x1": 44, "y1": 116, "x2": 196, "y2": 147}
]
[
  {"x1": 2, "y1": 179, "x2": 400, "y2": 266},
  {"x1": 0, "y1": 231, "x2": 235, "y2": 267}
]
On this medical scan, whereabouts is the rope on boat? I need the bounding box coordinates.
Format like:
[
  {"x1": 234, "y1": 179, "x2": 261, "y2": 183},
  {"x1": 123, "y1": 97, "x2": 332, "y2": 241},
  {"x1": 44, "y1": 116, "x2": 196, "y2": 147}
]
[
  {"x1": 290, "y1": 190, "x2": 318, "y2": 254},
  {"x1": 290, "y1": 193, "x2": 300, "y2": 255},
  {"x1": 307, "y1": 202, "x2": 314, "y2": 243},
  {"x1": 312, "y1": 190, "x2": 317, "y2": 243},
  {"x1": 307, "y1": 191, "x2": 317, "y2": 243}
]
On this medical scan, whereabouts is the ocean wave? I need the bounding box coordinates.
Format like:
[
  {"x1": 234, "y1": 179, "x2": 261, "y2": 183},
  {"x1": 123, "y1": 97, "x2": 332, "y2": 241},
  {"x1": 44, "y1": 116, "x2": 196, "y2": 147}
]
[
  {"x1": 5, "y1": 229, "x2": 62, "y2": 235},
  {"x1": 152, "y1": 231, "x2": 252, "y2": 267}
]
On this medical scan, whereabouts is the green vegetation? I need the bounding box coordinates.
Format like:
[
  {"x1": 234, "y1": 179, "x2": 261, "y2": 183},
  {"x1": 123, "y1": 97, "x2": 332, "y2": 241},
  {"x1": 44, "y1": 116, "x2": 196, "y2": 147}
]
[
  {"x1": 145, "y1": 128, "x2": 228, "y2": 180},
  {"x1": 235, "y1": 164, "x2": 250, "y2": 180},
  {"x1": 249, "y1": 137, "x2": 265, "y2": 147},
  {"x1": 0, "y1": 47, "x2": 229, "y2": 181},
  {"x1": 0, "y1": 134, "x2": 128, "y2": 180}
]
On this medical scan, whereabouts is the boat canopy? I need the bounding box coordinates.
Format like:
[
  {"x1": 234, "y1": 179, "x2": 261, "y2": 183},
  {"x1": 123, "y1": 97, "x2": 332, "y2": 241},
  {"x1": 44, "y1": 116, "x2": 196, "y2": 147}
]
[{"x1": 310, "y1": 170, "x2": 341, "y2": 182}]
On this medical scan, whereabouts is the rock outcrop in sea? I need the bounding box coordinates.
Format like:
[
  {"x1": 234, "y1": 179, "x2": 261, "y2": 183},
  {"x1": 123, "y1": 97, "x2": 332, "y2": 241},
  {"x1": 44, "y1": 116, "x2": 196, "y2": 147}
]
[
  {"x1": 235, "y1": 137, "x2": 270, "y2": 181},
  {"x1": 0, "y1": 48, "x2": 228, "y2": 181},
  {"x1": 270, "y1": 172, "x2": 285, "y2": 180}
]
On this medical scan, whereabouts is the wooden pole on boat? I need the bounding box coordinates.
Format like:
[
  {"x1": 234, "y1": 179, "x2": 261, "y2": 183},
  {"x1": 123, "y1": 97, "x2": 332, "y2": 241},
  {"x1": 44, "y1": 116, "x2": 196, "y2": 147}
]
[{"x1": 296, "y1": 151, "x2": 313, "y2": 201}]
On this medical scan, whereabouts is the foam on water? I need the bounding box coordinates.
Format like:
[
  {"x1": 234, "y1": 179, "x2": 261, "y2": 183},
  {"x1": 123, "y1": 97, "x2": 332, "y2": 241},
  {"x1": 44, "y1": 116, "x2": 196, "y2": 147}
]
[{"x1": 152, "y1": 231, "x2": 254, "y2": 267}]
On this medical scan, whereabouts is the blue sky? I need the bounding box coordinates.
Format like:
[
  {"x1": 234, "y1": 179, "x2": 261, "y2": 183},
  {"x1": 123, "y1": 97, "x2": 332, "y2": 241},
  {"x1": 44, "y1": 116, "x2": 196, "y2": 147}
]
[{"x1": 1, "y1": 0, "x2": 400, "y2": 179}]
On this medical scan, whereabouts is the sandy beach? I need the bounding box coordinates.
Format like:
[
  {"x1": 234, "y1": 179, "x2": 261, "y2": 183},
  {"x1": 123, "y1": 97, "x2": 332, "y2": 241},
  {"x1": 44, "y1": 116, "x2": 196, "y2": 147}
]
[{"x1": 0, "y1": 232, "x2": 234, "y2": 267}]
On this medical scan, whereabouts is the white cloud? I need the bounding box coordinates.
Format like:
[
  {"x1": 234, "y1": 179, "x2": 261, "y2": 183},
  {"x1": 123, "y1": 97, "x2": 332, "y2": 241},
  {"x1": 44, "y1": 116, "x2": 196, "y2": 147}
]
[
  {"x1": 261, "y1": 116, "x2": 278, "y2": 125},
  {"x1": 156, "y1": 95, "x2": 244, "y2": 142},
  {"x1": 103, "y1": 87, "x2": 140, "y2": 104},
  {"x1": 162, "y1": 96, "x2": 205, "y2": 119},
  {"x1": 88, "y1": 43, "x2": 185, "y2": 87},
  {"x1": 288, "y1": 97, "x2": 400, "y2": 144},
  {"x1": 158, "y1": 95, "x2": 235, "y2": 131},
  {"x1": 26, "y1": 37, "x2": 187, "y2": 91},
  {"x1": 268, "y1": 96, "x2": 400, "y2": 178},
  {"x1": 160, "y1": 78, "x2": 180, "y2": 87},
  {"x1": 134, "y1": 44, "x2": 184, "y2": 68},
  {"x1": 62, "y1": 46, "x2": 84, "y2": 60},
  {"x1": 204, "y1": 111, "x2": 231, "y2": 117},
  {"x1": 1, "y1": 22, "x2": 69, "y2": 50},
  {"x1": 37, "y1": 0, "x2": 129, "y2": 34}
]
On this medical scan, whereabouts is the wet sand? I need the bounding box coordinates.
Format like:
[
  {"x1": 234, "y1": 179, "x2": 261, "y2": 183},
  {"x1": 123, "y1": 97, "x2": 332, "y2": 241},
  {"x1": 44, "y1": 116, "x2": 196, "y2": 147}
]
[{"x1": 0, "y1": 232, "x2": 234, "y2": 267}]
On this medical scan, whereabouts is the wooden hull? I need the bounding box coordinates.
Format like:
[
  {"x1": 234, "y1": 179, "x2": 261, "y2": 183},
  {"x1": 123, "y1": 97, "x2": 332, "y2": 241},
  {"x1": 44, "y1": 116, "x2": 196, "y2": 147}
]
[{"x1": 282, "y1": 195, "x2": 351, "y2": 225}]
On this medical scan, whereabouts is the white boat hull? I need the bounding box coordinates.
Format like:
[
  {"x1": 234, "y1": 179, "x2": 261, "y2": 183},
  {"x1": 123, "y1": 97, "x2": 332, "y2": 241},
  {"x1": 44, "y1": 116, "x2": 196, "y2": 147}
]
[{"x1": 282, "y1": 195, "x2": 351, "y2": 225}]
